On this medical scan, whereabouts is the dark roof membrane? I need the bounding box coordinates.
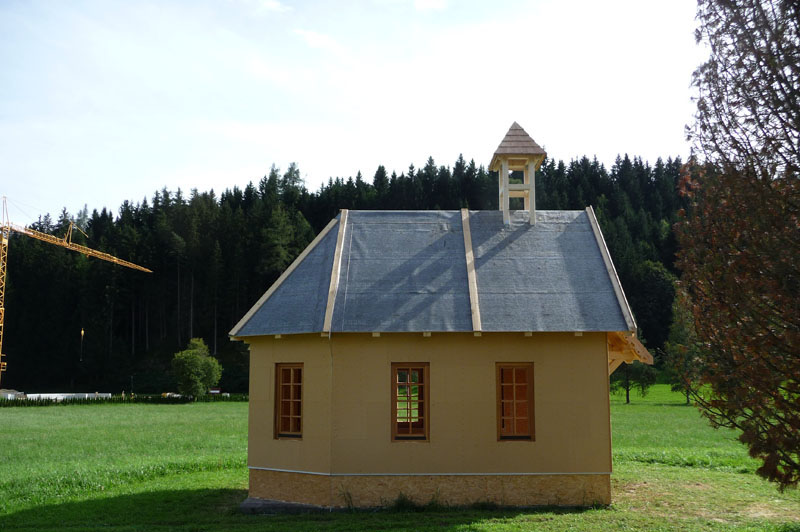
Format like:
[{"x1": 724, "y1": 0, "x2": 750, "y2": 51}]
[{"x1": 233, "y1": 210, "x2": 629, "y2": 336}]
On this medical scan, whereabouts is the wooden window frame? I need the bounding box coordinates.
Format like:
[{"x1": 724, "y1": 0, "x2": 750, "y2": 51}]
[
  {"x1": 274, "y1": 363, "x2": 303, "y2": 439},
  {"x1": 391, "y1": 363, "x2": 430, "y2": 442},
  {"x1": 496, "y1": 362, "x2": 535, "y2": 441}
]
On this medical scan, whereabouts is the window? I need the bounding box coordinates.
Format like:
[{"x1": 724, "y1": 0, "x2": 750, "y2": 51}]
[
  {"x1": 391, "y1": 363, "x2": 429, "y2": 441},
  {"x1": 275, "y1": 363, "x2": 302, "y2": 439},
  {"x1": 496, "y1": 363, "x2": 534, "y2": 440}
]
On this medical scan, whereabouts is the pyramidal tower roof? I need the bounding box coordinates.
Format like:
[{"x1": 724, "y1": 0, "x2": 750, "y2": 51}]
[{"x1": 489, "y1": 122, "x2": 546, "y2": 171}]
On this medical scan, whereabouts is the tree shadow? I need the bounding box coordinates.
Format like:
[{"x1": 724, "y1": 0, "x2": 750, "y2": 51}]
[
  {"x1": 0, "y1": 488, "x2": 246, "y2": 532},
  {"x1": 0, "y1": 488, "x2": 598, "y2": 532}
]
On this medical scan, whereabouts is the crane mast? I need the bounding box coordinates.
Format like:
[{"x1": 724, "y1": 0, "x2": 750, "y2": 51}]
[{"x1": 0, "y1": 197, "x2": 152, "y2": 387}]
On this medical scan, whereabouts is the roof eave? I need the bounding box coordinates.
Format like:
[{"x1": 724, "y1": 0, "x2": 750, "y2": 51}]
[
  {"x1": 488, "y1": 152, "x2": 547, "y2": 172},
  {"x1": 584, "y1": 206, "x2": 637, "y2": 332}
]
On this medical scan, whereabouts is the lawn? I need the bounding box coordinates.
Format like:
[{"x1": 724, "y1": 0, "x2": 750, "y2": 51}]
[{"x1": 0, "y1": 386, "x2": 798, "y2": 531}]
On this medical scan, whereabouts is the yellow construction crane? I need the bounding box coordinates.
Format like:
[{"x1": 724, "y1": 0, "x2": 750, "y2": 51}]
[{"x1": 0, "y1": 197, "x2": 152, "y2": 388}]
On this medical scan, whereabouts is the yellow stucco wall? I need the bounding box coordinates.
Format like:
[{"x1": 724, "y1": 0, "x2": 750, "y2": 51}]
[
  {"x1": 247, "y1": 335, "x2": 333, "y2": 474},
  {"x1": 244, "y1": 331, "x2": 612, "y2": 506}
]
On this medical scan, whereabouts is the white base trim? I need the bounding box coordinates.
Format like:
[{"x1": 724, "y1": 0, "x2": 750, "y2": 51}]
[{"x1": 248, "y1": 466, "x2": 611, "y2": 477}]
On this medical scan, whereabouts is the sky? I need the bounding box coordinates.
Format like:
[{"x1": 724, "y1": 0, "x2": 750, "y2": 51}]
[{"x1": 0, "y1": 0, "x2": 707, "y2": 226}]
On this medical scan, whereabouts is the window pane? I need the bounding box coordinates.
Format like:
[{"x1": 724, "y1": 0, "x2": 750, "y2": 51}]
[
  {"x1": 392, "y1": 364, "x2": 427, "y2": 441},
  {"x1": 497, "y1": 364, "x2": 533, "y2": 440},
  {"x1": 501, "y1": 384, "x2": 513, "y2": 400},
  {"x1": 515, "y1": 384, "x2": 527, "y2": 399},
  {"x1": 276, "y1": 364, "x2": 303, "y2": 439}
]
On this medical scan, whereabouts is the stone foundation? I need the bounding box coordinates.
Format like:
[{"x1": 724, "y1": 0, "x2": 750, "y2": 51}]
[{"x1": 249, "y1": 468, "x2": 610, "y2": 508}]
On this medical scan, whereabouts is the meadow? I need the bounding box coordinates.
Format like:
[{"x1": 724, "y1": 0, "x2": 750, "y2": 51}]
[{"x1": 0, "y1": 385, "x2": 798, "y2": 531}]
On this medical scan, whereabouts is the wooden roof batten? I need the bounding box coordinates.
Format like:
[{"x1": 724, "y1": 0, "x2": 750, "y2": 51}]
[
  {"x1": 489, "y1": 122, "x2": 547, "y2": 226},
  {"x1": 460, "y1": 209, "x2": 482, "y2": 335},
  {"x1": 228, "y1": 213, "x2": 342, "y2": 338}
]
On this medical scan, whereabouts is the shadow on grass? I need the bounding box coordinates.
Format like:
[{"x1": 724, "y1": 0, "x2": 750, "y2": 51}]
[
  {"x1": 0, "y1": 488, "x2": 248, "y2": 532},
  {"x1": 0, "y1": 488, "x2": 598, "y2": 532}
]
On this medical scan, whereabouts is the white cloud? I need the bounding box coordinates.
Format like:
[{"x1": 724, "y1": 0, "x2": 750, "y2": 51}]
[
  {"x1": 414, "y1": 0, "x2": 447, "y2": 11},
  {"x1": 293, "y1": 29, "x2": 346, "y2": 55},
  {"x1": 260, "y1": 0, "x2": 290, "y2": 12},
  {"x1": 246, "y1": 56, "x2": 291, "y2": 85}
]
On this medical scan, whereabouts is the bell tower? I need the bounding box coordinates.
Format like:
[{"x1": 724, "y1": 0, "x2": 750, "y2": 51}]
[{"x1": 489, "y1": 122, "x2": 546, "y2": 225}]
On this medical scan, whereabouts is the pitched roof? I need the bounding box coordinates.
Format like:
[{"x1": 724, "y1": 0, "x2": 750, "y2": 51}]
[
  {"x1": 489, "y1": 122, "x2": 547, "y2": 171},
  {"x1": 230, "y1": 208, "x2": 636, "y2": 337}
]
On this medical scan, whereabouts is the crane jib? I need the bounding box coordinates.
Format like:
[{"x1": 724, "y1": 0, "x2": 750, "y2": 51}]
[{"x1": 0, "y1": 215, "x2": 152, "y2": 387}]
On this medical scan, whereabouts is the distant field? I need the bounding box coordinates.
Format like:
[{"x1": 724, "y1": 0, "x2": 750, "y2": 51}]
[{"x1": 0, "y1": 385, "x2": 798, "y2": 531}]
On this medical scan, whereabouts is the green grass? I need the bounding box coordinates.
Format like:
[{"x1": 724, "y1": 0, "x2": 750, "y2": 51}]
[
  {"x1": 0, "y1": 403, "x2": 247, "y2": 514},
  {"x1": 0, "y1": 386, "x2": 798, "y2": 531},
  {"x1": 611, "y1": 385, "x2": 759, "y2": 473}
]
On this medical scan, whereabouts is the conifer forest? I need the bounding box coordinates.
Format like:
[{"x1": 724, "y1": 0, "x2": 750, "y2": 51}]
[{"x1": 3, "y1": 153, "x2": 684, "y2": 392}]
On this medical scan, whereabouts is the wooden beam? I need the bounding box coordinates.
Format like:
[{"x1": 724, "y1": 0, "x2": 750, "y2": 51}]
[
  {"x1": 322, "y1": 209, "x2": 349, "y2": 335},
  {"x1": 461, "y1": 209, "x2": 482, "y2": 334},
  {"x1": 497, "y1": 160, "x2": 504, "y2": 214},
  {"x1": 607, "y1": 331, "x2": 654, "y2": 374},
  {"x1": 523, "y1": 162, "x2": 530, "y2": 211},
  {"x1": 502, "y1": 159, "x2": 510, "y2": 225},
  {"x1": 528, "y1": 161, "x2": 536, "y2": 225},
  {"x1": 586, "y1": 206, "x2": 636, "y2": 331},
  {"x1": 623, "y1": 332, "x2": 654, "y2": 364},
  {"x1": 229, "y1": 215, "x2": 340, "y2": 337}
]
